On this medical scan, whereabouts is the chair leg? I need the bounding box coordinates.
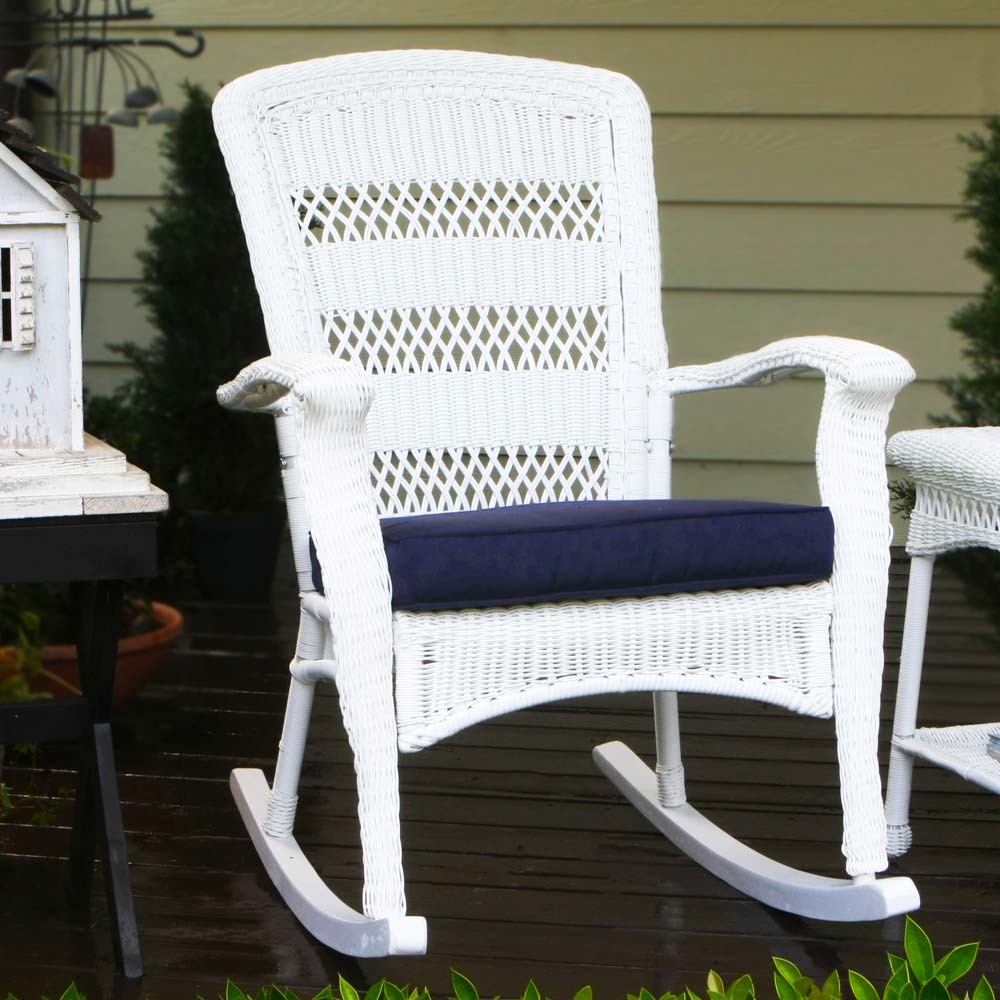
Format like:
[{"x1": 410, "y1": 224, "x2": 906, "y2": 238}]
[
  {"x1": 885, "y1": 554, "x2": 935, "y2": 858},
  {"x1": 653, "y1": 692, "x2": 686, "y2": 807},
  {"x1": 263, "y1": 674, "x2": 315, "y2": 836},
  {"x1": 264, "y1": 607, "x2": 324, "y2": 837},
  {"x1": 230, "y1": 602, "x2": 426, "y2": 957}
]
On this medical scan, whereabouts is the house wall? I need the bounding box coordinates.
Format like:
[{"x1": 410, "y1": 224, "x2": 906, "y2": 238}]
[{"x1": 80, "y1": 1, "x2": 1000, "y2": 505}]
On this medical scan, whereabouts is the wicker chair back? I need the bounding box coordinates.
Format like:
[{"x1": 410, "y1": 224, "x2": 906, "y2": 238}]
[{"x1": 214, "y1": 51, "x2": 668, "y2": 515}]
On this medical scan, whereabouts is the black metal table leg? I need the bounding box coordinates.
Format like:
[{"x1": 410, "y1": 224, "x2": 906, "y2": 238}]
[
  {"x1": 68, "y1": 582, "x2": 97, "y2": 907},
  {"x1": 0, "y1": 513, "x2": 158, "y2": 979},
  {"x1": 72, "y1": 579, "x2": 143, "y2": 979},
  {"x1": 67, "y1": 748, "x2": 96, "y2": 907},
  {"x1": 93, "y1": 721, "x2": 142, "y2": 978}
]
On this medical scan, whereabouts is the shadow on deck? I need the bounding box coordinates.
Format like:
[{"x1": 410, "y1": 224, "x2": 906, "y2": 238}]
[{"x1": 1, "y1": 552, "x2": 998, "y2": 998}]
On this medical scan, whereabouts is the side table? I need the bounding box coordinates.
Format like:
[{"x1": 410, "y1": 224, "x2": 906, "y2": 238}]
[
  {"x1": 884, "y1": 426, "x2": 1000, "y2": 858},
  {"x1": 0, "y1": 438, "x2": 167, "y2": 980}
]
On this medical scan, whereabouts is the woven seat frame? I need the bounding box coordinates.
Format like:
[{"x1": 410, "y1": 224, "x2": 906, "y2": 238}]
[{"x1": 394, "y1": 582, "x2": 836, "y2": 752}]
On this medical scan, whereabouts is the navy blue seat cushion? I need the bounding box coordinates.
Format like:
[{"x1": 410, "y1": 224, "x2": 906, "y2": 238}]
[{"x1": 309, "y1": 499, "x2": 834, "y2": 612}]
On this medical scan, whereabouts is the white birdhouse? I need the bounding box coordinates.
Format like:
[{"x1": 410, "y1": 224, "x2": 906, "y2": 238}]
[
  {"x1": 0, "y1": 114, "x2": 97, "y2": 452},
  {"x1": 0, "y1": 113, "x2": 166, "y2": 518}
]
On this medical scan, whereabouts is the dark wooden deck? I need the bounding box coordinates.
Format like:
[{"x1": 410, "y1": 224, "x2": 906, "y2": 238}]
[{"x1": 1, "y1": 553, "x2": 999, "y2": 999}]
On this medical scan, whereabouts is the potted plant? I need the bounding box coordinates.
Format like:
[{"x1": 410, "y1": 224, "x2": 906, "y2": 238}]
[
  {"x1": 0, "y1": 584, "x2": 45, "y2": 704},
  {"x1": 0, "y1": 584, "x2": 182, "y2": 709},
  {"x1": 0, "y1": 586, "x2": 180, "y2": 827},
  {"x1": 0, "y1": 585, "x2": 47, "y2": 817},
  {"x1": 87, "y1": 82, "x2": 283, "y2": 601}
]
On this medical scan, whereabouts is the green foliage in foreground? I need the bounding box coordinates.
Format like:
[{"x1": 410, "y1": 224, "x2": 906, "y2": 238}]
[{"x1": 6, "y1": 918, "x2": 995, "y2": 1000}]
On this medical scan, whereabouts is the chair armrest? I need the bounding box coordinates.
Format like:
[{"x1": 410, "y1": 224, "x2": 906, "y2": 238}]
[
  {"x1": 650, "y1": 335, "x2": 915, "y2": 879},
  {"x1": 650, "y1": 335, "x2": 914, "y2": 398},
  {"x1": 217, "y1": 352, "x2": 373, "y2": 416},
  {"x1": 218, "y1": 354, "x2": 394, "y2": 728}
]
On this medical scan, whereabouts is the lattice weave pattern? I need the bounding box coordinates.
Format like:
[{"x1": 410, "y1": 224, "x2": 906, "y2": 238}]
[
  {"x1": 889, "y1": 427, "x2": 1000, "y2": 555},
  {"x1": 303, "y1": 174, "x2": 616, "y2": 515},
  {"x1": 290, "y1": 97, "x2": 619, "y2": 517},
  {"x1": 322, "y1": 304, "x2": 609, "y2": 375},
  {"x1": 217, "y1": 51, "x2": 666, "y2": 518},
  {"x1": 293, "y1": 179, "x2": 604, "y2": 246},
  {"x1": 895, "y1": 724, "x2": 1000, "y2": 795},
  {"x1": 371, "y1": 444, "x2": 608, "y2": 516}
]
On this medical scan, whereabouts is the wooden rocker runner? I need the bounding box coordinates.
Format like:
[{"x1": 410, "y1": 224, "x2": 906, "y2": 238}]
[{"x1": 211, "y1": 50, "x2": 920, "y2": 957}]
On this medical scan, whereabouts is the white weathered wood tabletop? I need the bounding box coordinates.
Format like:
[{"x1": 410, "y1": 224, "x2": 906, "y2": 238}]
[{"x1": 0, "y1": 434, "x2": 168, "y2": 518}]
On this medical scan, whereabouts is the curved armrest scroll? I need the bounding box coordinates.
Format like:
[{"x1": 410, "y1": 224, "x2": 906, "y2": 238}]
[{"x1": 217, "y1": 352, "x2": 373, "y2": 416}]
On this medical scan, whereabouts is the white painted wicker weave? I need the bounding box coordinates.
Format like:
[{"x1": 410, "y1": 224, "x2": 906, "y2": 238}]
[
  {"x1": 212, "y1": 50, "x2": 918, "y2": 956},
  {"x1": 885, "y1": 427, "x2": 1000, "y2": 858},
  {"x1": 891, "y1": 426, "x2": 1000, "y2": 555}
]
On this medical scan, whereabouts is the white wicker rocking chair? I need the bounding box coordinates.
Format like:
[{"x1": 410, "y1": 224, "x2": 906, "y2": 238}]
[{"x1": 212, "y1": 50, "x2": 920, "y2": 958}]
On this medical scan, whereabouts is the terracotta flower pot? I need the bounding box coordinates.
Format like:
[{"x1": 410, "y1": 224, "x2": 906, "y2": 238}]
[{"x1": 30, "y1": 602, "x2": 184, "y2": 709}]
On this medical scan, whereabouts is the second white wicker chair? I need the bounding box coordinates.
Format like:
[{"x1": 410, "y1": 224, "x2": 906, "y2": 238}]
[
  {"x1": 212, "y1": 50, "x2": 920, "y2": 957},
  {"x1": 885, "y1": 426, "x2": 1000, "y2": 857}
]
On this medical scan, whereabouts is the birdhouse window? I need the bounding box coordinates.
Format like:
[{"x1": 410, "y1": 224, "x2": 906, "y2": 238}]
[{"x1": 0, "y1": 243, "x2": 35, "y2": 351}]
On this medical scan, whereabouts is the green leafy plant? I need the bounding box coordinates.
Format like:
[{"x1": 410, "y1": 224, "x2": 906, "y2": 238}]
[
  {"x1": 217, "y1": 977, "x2": 435, "y2": 1000},
  {"x1": 627, "y1": 989, "x2": 684, "y2": 1000},
  {"x1": 0, "y1": 582, "x2": 157, "y2": 701},
  {"x1": 0, "y1": 584, "x2": 149, "y2": 823},
  {"x1": 97, "y1": 80, "x2": 279, "y2": 513},
  {"x1": 85, "y1": 81, "x2": 281, "y2": 593},
  {"x1": 936, "y1": 117, "x2": 1000, "y2": 634},
  {"x1": 774, "y1": 959, "x2": 840, "y2": 1000},
  {"x1": 0, "y1": 743, "x2": 73, "y2": 826},
  {"x1": 2, "y1": 919, "x2": 995, "y2": 1000},
  {"x1": 847, "y1": 917, "x2": 994, "y2": 1000},
  {"x1": 893, "y1": 117, "x2": 1000, "y2": 632},
  {"x1": 686, "y1": 970, "x2": 756, "y2": 1000},
  {"x1": 3, "y1": 986, "x2": 87, "y2": 1000},
  {"x1": 0, "y1": 583, "x2": 44, "y2": 704},
  {"x1": 888, "y1": 477, "x2": 916, "y2": 520},
  {"x1": 0, "y1": 584, "x2": 46, "y2": 821},
  {"x1": 940, "y1": 118, "x2": 1000, "y2": 434}
]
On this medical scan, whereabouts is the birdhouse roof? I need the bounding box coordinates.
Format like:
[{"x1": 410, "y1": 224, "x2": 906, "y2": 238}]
[{"x1": 0, "y1": 110, "x2": 100, "y2": 222}]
